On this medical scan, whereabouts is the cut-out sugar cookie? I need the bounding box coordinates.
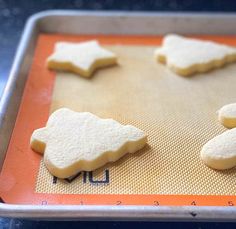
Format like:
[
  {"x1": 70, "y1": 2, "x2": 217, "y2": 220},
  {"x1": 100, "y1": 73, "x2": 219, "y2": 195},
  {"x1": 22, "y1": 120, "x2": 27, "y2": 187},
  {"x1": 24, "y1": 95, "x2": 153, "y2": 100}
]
[
  {"x1": 154, "y1": 34, "x2": 236, "y2": 76},
  {"x1": 218, "y1": 103, "x2": 236, "y2": 128},
  {"x1": 201, "y1": 128, "x2": 236, "y2": 170},
  {"x1": 30, "y1": 108, "x2": 147, "y2": 178},
  {"x1": 47, "y1": 40, "x2": 117, "y2": 77}
]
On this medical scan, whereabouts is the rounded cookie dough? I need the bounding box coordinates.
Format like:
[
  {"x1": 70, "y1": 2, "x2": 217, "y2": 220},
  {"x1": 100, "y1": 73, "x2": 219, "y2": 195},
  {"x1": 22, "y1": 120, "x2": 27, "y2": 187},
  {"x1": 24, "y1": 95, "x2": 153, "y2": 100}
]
[
  {"x1": 218, "y1": 103, "x2": 236, "y2": 128},
  {"x1": 200, "y1": 128, "x2": 236, "y2": 170}
]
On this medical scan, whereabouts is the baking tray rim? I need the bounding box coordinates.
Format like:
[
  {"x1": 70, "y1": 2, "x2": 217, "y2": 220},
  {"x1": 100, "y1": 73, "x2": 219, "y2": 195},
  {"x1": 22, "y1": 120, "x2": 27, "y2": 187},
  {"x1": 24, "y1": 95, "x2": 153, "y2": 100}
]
[{"x1": 1, "y1": 10, "x2": 236, "y2": 220}]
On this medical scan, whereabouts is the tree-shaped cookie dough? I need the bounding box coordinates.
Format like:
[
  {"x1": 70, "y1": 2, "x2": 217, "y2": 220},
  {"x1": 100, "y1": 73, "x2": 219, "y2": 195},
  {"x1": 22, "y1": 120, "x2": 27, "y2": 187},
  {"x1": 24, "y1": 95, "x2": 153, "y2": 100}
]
[
  {"x1": 47, "y1": 40, "x2": 117, "y2": 77},
  {"x1": 30, "y1": 108, "x2": 147, "y2": 178},
  {"x1": 155, "y1": 34, "x2": 236, "y2": 76}
]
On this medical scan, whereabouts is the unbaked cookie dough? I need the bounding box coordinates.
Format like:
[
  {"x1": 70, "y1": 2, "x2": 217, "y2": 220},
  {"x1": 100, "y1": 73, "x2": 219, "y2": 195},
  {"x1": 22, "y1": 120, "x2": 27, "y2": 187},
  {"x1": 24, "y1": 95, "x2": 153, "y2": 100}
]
[
  {"x1": 218, "y1": 103, "x2": 236, "y2": 128},
  {"x1": 201, "y1": 128, "x2": 236, "y2": 170},
  {"x1": 47, "y1": 40, "x2": 117, "y2": 77},
  {"x1": 154, "y1": 34, "x2": 236, "y2": 76},
  {"x1": 30, "y1": 108, "x2": 147, "y2": 178}
]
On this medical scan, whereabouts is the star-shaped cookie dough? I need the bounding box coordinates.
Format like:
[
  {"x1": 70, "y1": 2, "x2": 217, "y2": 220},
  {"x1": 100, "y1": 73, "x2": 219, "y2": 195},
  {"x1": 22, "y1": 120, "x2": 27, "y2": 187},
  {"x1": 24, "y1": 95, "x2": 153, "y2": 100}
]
[
  {"x1": 47, "y1": 40, "x2": 117, "y2": 77},
  {"x1": 155, "y1": 34, "x2": 236, "y2": 76},
  {"x1": 30, "y1": 108, "x2": 147, "y2": 178}
]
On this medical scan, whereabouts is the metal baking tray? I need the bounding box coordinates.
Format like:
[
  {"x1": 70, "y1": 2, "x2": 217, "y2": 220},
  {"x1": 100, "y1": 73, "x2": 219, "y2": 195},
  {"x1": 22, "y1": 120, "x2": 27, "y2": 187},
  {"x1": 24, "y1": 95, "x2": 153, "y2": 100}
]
[{"x1": 1, "y1": 10, "x2": 236, "y2": 220}]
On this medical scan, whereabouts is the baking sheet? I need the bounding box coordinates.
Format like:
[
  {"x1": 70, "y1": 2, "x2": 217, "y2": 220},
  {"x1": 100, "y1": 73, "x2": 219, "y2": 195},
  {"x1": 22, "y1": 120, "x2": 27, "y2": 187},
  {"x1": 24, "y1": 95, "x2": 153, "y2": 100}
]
[{"x1": 1, "y1": 34, "x2": 236, "y2": 206}]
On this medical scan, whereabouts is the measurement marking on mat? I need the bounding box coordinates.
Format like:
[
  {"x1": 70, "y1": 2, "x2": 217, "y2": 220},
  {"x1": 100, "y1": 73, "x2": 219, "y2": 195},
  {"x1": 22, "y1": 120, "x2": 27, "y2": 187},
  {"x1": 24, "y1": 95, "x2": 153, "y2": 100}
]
[
  {"x1": 52, "y1": 176, "x2": 57, "y2": 184},
  {"x1": 154, "y1": 201, "x2": 159, "y2": 206},
  {"x1": 88, "y1": 170, "x2": 109, "y2": 185},
  {"x1": 65, "y1": 172, "x2": 82, "y2": 183},
  {"x1": 228, "y1": 201, "x2": 234, "y2": 206},
  {"x1": 52, "y1": 169, "x2": 110, "y2": 185},
  {"x1": 41, "y1": 200, "x2": 48, "y2": 205},
  {"x1": 191, "y1": 201, "x2": 197, "y2": 206},
  {"x1": 116, "y1": 201, "x2": 122, "y2": 205}
]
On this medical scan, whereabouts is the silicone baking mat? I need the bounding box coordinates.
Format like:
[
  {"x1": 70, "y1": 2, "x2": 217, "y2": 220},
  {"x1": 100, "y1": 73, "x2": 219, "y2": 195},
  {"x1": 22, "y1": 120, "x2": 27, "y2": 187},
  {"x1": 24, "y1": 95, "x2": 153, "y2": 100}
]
[{"x1": 0, "y1": 34, "x2": 236, "y2": 206}]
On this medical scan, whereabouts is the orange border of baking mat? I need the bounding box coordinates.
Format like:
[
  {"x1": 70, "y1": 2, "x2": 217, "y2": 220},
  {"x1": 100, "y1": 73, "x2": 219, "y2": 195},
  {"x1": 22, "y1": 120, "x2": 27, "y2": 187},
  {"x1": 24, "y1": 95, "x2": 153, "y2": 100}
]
[{"x1": 1, "y1": 34, "x2": 236, "y2": 206}]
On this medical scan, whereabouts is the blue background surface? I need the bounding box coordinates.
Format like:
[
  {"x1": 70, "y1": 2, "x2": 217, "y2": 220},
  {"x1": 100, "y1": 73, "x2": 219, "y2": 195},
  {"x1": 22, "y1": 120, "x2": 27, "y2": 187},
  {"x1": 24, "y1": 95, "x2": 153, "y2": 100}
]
[{"x1": 1, "y1": 0, "x2": 236, "y2": 228}]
